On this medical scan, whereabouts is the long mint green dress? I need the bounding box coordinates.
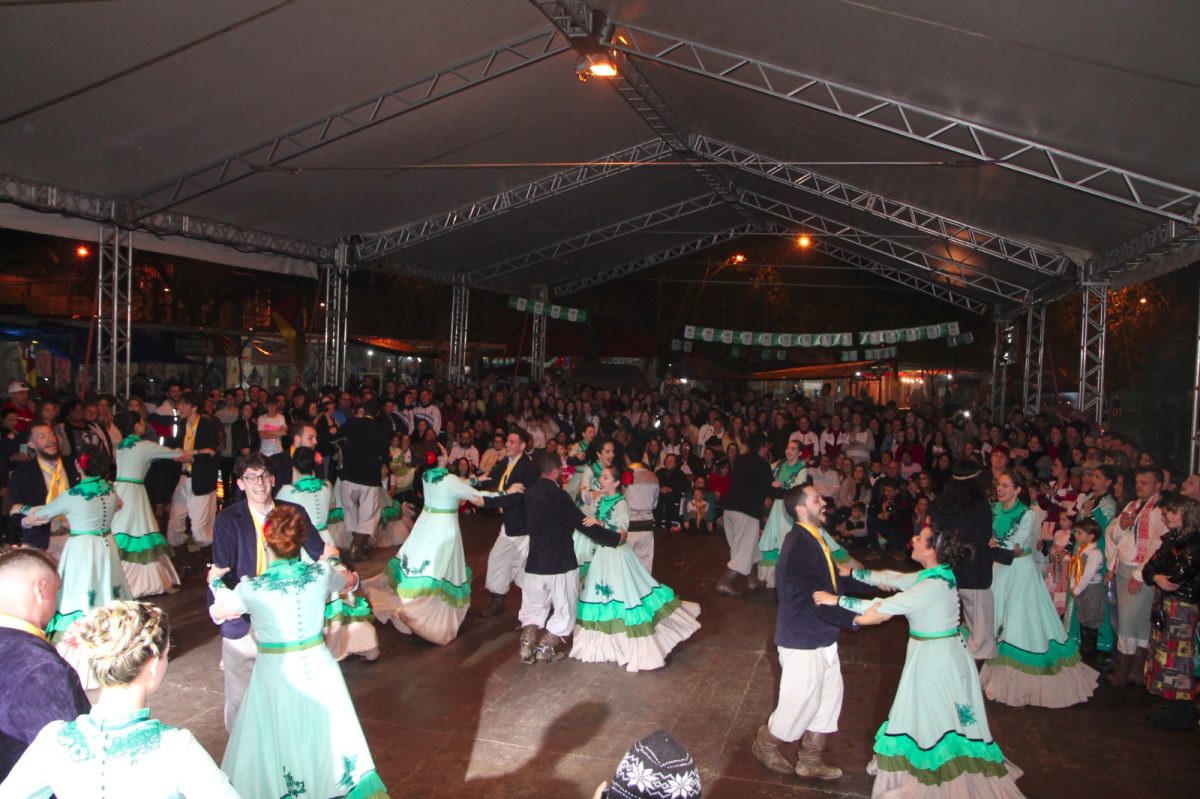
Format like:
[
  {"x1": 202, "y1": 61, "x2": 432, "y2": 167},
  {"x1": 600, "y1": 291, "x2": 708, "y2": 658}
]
[
  {"x1": 571, "y1": 494, "x2": 701, "y2": 672},
  {"x1": 361, "y1": 468, "x2": 486, "y2": 645},
  {"x1": 981, "y1": 502, "x2": 1098, "y2": 707},
  {"x1": 111, "y1": 435, "x2": 182, "y2": 597},
  {"x1": 210, "y1": 558, "x2": 388, "y2": 799},
  {"x1": 756, "y1": 459, "x2": 808, "y2": 587},
  {"x1": 571, "y1": 461, "x2": 604, "y2": 578},
  {"x1": 277, "y1": 475, "x2": 379, "y2": 661},
  {"x1": 1, "y1": 707, "x2": 239, "y2": 798},
  {"x1": 839, "y1": 565, "x2": 1025, "y2": 797}
]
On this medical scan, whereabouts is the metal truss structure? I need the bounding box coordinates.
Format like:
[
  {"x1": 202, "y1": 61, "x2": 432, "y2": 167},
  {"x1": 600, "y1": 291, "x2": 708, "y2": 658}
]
[
  {"x1": 2, "y1": 172, "x2": 331, "y2": 262},
  {"x1": 448, "y1": 280, "x2": 470, "y2": 384},
  {"x1": 1022, "y1": 304, "x2": 1046, "y2": 415},
  {"x1": 739, "y1": 191, "x2": 1031, "y2": 304},
  {"x1": 991, "y1": 319, "x2": 1017, "y2": 417},
  {"x1": 471, "y1": 193, "x2": 722, "y2": 285},
  {"x1": 321, "y1": 242, "x2": 351, "y2": 388},
  {"x1": 553, "y1": 224, "x2": 753, "y2": 296},
  {"x1": 95, "y1": 225, "x2": 133, "y2": 398},
  {"x1": 1192, "y1": 280, "x2": 1200, "y2": 473},
  {"x1": 601, "y1": 21, "x2": 1200, "y2": 224},
  {"x1": 530, "y1": 1, "x2": 764, "y2": 231},
  {"x1": 693, "y1": 137, "x2": 1074, "y2": 277},
  {"x1": 530, "y1": 285, "x2": 549, "y2": 382},
  {"x1": 129, "y1": 29, "x2": 569, "y2": 218},
  {"x1": 1088, "y1": 219, "x2": 1200, "y2": 283},
  {"x1": 355, "y1": 139, "x2": 673, "y2": 261},
  {"x1": 1078, "y1": 283, "x2": 1109, "y2": 425}
]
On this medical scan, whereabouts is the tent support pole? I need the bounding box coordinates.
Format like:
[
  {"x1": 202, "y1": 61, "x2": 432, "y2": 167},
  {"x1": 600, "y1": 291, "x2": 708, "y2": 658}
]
[
  {"x1": 448, "y1": 280, "x2": 470, "y2": 384},
  {"x1": 322, "y1": 242, "x2": 351, "y2": 389},
  {"x1": 530, "y1": 285, "x2": 548, "y2": 383},
  {"x1": 95, "y1": 224, "x2": 133, "y2": 398},
  {"x1": 1078, "y1": 283, "x2": 1108, "y2": 427},
  {"x1": 1022, "y1": 304, "x2": 1046, "y2": 415}
]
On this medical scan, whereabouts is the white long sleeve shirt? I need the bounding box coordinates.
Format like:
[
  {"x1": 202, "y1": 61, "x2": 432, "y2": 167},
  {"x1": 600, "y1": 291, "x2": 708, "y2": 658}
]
[
  {"x1": 1071, "y1": 545, "x2": 1104, "y2": 595},
  {"x1": 1104, "y1": 495, "x2": 1168, "y2": 582}
]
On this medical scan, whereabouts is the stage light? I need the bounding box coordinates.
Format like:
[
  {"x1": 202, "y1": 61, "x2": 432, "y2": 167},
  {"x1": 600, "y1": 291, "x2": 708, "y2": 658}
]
[
  {"x1": 575, "y1": 53, "x2": 618, "y2": 81},
  {"x1": 76, "y1": 245, "x2": 90, "y2": 257},
  {"x1": 797, "y1": 235, "x2": 811, "y2": 249},
  {"x1": 163, "y1": 287, "x2": 171, "y2": 293},
  {"x1": 731, "y1": 253, "x2": 746, "y2": 264},
  {"x1": 1139, "y1": 297, "x2": 1148, "y2": 304},
  {"x1": 366, "y1": 349, "x2": 374, "y2": 356}
]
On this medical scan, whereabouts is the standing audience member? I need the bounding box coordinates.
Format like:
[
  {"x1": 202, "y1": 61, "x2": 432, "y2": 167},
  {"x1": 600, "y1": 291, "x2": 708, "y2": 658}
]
[
  {"x1": 718, "y1": 437, "x2": 773, "y2": 596},
  {"x1": 338, "y1": 404, "x2": 390, "y2": 561}
]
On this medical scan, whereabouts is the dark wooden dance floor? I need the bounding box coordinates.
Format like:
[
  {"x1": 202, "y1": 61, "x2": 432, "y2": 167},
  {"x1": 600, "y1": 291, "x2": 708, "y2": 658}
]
[{"x1": 152, "y1": 515, "x2": 1199, "y2": 797}]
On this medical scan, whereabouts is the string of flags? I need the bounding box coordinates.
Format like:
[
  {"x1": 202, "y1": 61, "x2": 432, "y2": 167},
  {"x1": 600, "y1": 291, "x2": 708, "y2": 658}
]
[
  {"x1": 682, "y1": 321, "x2": 961, "y2": 348},
  {"x1": 507, "y1": 296, "x2": 588, "y2": 323},
  {"x1": 839, "y1": 346, "x2": 899, "y2": 362}
]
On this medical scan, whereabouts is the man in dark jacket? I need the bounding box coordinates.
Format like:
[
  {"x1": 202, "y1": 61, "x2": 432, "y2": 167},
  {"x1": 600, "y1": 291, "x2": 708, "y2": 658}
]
[
  {"x1": 337, "y1": 404, "x2": 390, "y2": 560},
  {"x1": 517, "y1": 453, "x2": 621, "y2": 663},
  {"x1": 718, "y1": 436, "x2": 773, "y2": 596},
  {"x1": 654, "y1": 453, "x2": 689, "y2": 530},
  {"x1": 478, "y1": 429, "x2": 537, "y2": 617},
  {"x1": 0, "y1": 548, "x2": 90, "y2": 779},
  {"x1": 8, "y1": 423, "x2": 78, "y2": 550},
  {"x1": 166, "y1": 392, "x2": 219, "y2": 567},
  {"x1": 752, "y1": 485, "x2": 869, "y2": 781}
]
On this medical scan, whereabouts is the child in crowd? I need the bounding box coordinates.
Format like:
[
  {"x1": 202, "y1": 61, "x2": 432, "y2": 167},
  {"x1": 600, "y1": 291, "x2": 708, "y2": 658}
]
[
  {"x1": 836, "y1": 501, "x2": 867, "y2": 544},
  {"x1": 1067, "y1": 517, "x2": 1105, "y2": 657},
  {"x1": 1044, "y1": 515, "x2": 1074, "y2": 617},
  {"x1": 682, "y1": 486, "x2": 711, "y2": 535}
]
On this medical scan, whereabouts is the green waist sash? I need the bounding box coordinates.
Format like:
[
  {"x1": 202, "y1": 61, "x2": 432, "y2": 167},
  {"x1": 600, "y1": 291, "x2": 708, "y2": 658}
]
[
  {"x1": 70, "y1": 529, "x2": 110, "y2": 537},
  {"x1": 424, "y1": 507, "x2": 457, "y2": 513},
  {"x1": 316, "y1": 524, "x2": 328, "y2": 531},
  {"x1": 115, "y1": 477, "x2": 144, "y2": 484},
  {"x1": 257, "y1": 632, "x2": 324, "y2": 654},
  {"x1": 910, "y1": 628, "x2": 960, "y2": 640}
]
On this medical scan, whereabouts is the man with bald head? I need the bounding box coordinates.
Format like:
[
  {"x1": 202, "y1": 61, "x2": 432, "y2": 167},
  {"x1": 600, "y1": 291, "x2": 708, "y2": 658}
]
[{"x1": 0, "y1": 548, "x2": 90, "y2": 779}]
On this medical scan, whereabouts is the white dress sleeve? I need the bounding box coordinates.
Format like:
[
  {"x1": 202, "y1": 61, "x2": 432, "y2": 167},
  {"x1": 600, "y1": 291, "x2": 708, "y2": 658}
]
[
  {"x1": 0, "y1": 721, "x2": 62, "y2": 798},
  {"x1": 168, "y1": 729, "x2": 243, "y2": 798}
]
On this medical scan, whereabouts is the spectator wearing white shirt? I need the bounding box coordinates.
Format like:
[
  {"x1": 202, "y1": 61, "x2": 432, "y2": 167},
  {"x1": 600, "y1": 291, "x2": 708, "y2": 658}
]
[
  {"x1": 787, "y1": 416, "x2": 820, "y2": 464},
  {"x1": 412, "y1": 389, "x2": 442, "y2": 437},
  {"x1": 809, "y1": 454, "x2": 841, "y2": 503},
  {"x1": 818, "y1": 415, "x2": 848, "y2": 458},
  {"x1": 448, "y1": 430, "x2": 480, "y2": 471}
]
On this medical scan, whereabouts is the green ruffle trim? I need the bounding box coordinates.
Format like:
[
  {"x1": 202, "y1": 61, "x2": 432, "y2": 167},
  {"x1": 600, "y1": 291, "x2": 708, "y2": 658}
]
[
  {"x1": 291, "y1": 476, "x2": 324, "y2": 493},
  {"x1": 117, "y1": 435, "x2": 141, "y2": 450},
  {"x1": 68, "y1": 477, "x2": 113, "y2": 499},
  {"x1": 758, "y1": 549, "x2": 779, "y2": 565},
  {"x1": 346, "y1": 769, "x2": 390, "y2": 799},
  {"x1": 987, "y1": 637, "x2": 1082, "y2": 675},
  {"x1": 113, "y1": 533, "x2": 170, "y2": 564},
  {"x1": 874, "y1": 723, "x2": 1007, "y2": 786},
  {"x1": 423, "y1": 467, "x2": 448, "y2": 484},
  {"x1": 324, "y1": 595, "x2": 375, "y2": 625},
  {"x1": 384, "y1": 558, "x2": 472, "y2": 607},
  {"x1": 380, "y1": 501, "x2": 402, "y2": 523},
  {"x1": 328, "y1": 507, "x2": 345, "y2": 523},
  {"x1": 46, "y1": 609, "x2": 85, "y2": 640},
  {"x1": 577, "y1": 584, "x2": 681, "y2": 639}
]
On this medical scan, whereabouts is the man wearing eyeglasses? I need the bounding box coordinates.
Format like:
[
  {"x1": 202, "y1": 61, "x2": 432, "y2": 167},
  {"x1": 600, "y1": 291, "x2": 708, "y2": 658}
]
[{"x1": 207, "y1": 452, "x2": 327, "y2": 732}]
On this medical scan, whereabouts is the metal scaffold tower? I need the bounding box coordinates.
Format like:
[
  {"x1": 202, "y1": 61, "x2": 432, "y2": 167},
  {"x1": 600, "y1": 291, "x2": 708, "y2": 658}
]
[
  {"x1": 448, "y1": 279, "x2": 470, "y2": 384},
  {"x1": 991, "y1": 317, "x2": 1016, "y2": 418},
  {"x1": 95, "y1": 225, "x2": 133, "y2": 398},
  {"x1": 1022, "y1": 304, "x2": 1046, "y2": 415},
  {"x1": 321, "y1": 241, "x2": 351, "y2": 389},
  {"x1": 1078, "y1": 283, "x2": 1109, "y2": 426},
  {"x1": 530, "y1": 285, "x2": 548, "y2": 383}
]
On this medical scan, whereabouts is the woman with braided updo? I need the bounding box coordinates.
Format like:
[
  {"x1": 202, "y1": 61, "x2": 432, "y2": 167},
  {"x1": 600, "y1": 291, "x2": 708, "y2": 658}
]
[
  {"x1": 208, "y1": 504, "x2": 389, "y2": 799},
  {"x1": 0, "y1": 601, "x2": 239, "y2": 798}
]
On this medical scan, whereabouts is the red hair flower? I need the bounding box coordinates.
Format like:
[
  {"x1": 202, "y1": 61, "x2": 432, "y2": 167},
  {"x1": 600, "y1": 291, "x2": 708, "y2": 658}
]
[
  {"x1": 78, "y1": 452, "x2": 90, "y2": 471},
  {"x1": 425, "y1": 449, "x2": 439, "y2": 467},
  {"x1": 620, "y1": 470, "x2": 634, "y2": 486},
  {"x1": 262, "y1": 519, "x2": 271, "y2": 535},
  {"x1": 314, "y1": 452, "x2": 324, "y2": 465}
]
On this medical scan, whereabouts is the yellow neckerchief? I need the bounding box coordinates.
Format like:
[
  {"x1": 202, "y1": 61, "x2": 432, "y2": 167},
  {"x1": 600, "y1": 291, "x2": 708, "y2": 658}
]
[
  {"x1": 799, "y1": 521, "x2": 838, "y2": 588},
  {"x1": 0, "y1": 611, "x2": 47, "y2": 642},
  {"x1": 498, "y1": 456, "x2": 517, "y2": 491},
  {"x1": 183, "y1": 414, "x2": 200, "y2": 451},
  {"x1": 249, "y1": 504, "x2": 273, "y2": 576},
  {"x1": 38, "y1": 457, "x2": 68, "y2": 503},
  {"x1": 1069, "y1": 541, "x2": 1092, "y2": 586}
]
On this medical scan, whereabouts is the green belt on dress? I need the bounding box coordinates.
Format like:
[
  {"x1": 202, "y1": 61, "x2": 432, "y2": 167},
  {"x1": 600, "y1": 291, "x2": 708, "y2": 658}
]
[
  {"x1": 424, "y1": 507, "x2": 457, "y2": 513},
  {"x1": 316, "y1": 524, "x2": 327, "y2": 531},
  {"x1": 70, "y1": 529, "x2": 111, "y2": 537},
  {"x1": 257, "y1": 632, "x2": 324, "y2": 654},
  {"x1": 909, "y1": 628, "x2": 960, "y2": 640},
  {"x1": 115, "y1": 477, "x2": 144, "y2": 484}
]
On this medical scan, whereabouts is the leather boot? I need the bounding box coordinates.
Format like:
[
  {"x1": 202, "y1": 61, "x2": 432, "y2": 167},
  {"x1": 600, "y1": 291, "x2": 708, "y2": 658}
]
[
  {"x1": 1127, "y1": 647, "x2": 1148, "y2": 686},
  {"x1": 794, "y1": 731, "x2": 842, "y2": 780},
  {"x1": 751, "y1": 724, "x2": 793, "y2": 774},
  {"x1": 746, "y1": 571, "x2": 762, "y2": 592},
  {"x1": 480, "y1": 592, "x2": 507, "y2": 618},
  {"x1": 535, "y1": 630, "x2": 569, "y2": 662},
  {"x1": 350, "y1": 533, "x2": 371, "y2": 562},
  {"x1": 716, "y1": 569, "x2": 743, "y2": 597},
  {"x1": 518, "y1": 625, "x2": 540, "y2": 665},
  {"x1": 1106, "y1": 652, "x2": 1131, "y2": 687}
]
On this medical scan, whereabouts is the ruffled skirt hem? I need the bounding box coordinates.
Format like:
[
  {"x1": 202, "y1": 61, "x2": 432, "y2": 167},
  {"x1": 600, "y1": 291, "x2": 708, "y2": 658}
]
[
  {"x1": 122, "y1": 557, "x2": 180, "y2": 598},
  {"x1": 979, "y1": 660, "x2": 1097, "y2": 708},
  {"x1": 362, "y1": 574, "x2": 467, "y2": 645},
  {"x1": 571, "y1": 601, "x2": 700, "y2": 672},
  {"x1": 869, "y1": 757, "x2": 1025, "y2": 798}
]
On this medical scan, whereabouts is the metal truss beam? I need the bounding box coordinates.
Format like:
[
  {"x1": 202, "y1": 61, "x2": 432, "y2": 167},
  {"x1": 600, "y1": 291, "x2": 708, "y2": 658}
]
[
  {"x1": 355, "y1": 139, "x2": 672, "y2": 261},
  {"x1": 321, "y1": 242, "x2": 351, "y2": 389},
  {"x1": 129, "y1": 28, "x2": 569, "y2": 218},
  {"x1": 553, "y1": 224, "x2": 753, "y2": 296},
  {"x1": 1191, "y1": 280, "x2": 1200, "y2": 474},
  {"x1": 529, "y1": 1, "x2": 765, "y2": 231},
  {"x1": 95, "y1": 225, "x2": 133, "y2": 398},
  {"x1": 694, "y1": 136, "x2": 1073, "y2": 277},
  {"x1": 471, "y1": 193, "x2": 723, "y2": 285},
  {"x1": 991, "y1": 320, "x2": 1014, "y2": 418},
  {"x1": 740, "y1": 191, "x2": 1031, "y2": 304},
  {"x1": 448, "y1": 280, "x2": 470, "y2": 384},
  {"x1": 530, "y1": 285, "x2": 548, "y2": 382},
  {"x1": 1079, "y1": 284, "x2": 1109, "y2": 425},
  {"x1": 602, "y1": 22, "x2": 1200, "y2": 224},
  {"x1": 1087, "y1": 219, "x2": 1200, "y2": 284},
  {"x1": 1022, "y1": 304, "x2": 1046, "y2": 415},
  {"x1": 1, "y1": 172, "x2": 331, "y2": 262}
]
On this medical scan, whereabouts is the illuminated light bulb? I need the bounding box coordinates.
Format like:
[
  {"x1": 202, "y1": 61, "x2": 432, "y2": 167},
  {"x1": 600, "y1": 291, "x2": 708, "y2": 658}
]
[
  {"x1": 76, "y1": 246, "x2": 90, "y2": 257},
  {"x1": 797, "y1": 235, "x2": 811, "y2": 248}
]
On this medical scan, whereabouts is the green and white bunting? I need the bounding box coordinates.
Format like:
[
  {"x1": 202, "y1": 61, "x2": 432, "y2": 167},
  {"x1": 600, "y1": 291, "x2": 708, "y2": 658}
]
[
  {"x1": 857, "y1": 321, "x2": 959, "y2": 345},
  {"x1": 840, "y1": 346, "x2": 898, "y2": 362},
  {"x1": 947, "y1": 332, "x2": 975, "y2": 348},
  {"x1": 683, "y1": 321, "x2": 961, "y2": 349},
  {"x1": 508, "y1": 296, "x2": 588, "y2": 323}
]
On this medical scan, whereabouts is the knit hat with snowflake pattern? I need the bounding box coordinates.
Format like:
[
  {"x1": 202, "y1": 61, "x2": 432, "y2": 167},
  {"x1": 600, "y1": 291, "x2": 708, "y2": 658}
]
[{"x1": 605, "y1": 729, "x2": 700, "y2": 799}]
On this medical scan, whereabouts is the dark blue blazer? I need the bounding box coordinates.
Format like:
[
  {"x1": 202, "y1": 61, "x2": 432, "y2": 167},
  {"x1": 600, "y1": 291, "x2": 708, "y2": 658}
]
[
  {"x1": 7, "y1": 458, "x2": 79, "y2": 550},
  {"x1": 480, "y1": 454, "x2": 537, "y2": 536},
  {"x1": 206, "y1": 499, "x2": 325, "y2": 640},
  {"x1": 774, "y1": 523, "x2": 872, "y2": 650}
]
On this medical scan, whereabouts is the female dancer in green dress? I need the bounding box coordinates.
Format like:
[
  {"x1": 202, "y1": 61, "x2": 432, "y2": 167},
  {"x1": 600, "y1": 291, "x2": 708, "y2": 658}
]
[
  {"x1": 757, "y1": 440, "x2": 808, "y2": 588},
  {"x1": 208, "y1": 504, "x2": 388, "y2": 799},
  {"x1": 981, "y1": 470, "x2": 1097, "y2": 707},
  {"x1": 110, "y1": 412, "x2": 191, "y2": 597},
  {"x1": 1, "y1": 601, "x2": 239, "y2": 798},
  {"x1": 572, "y1": 438, "x2": 621, "y2": 580},
  {"x1": 572, "y1": 465, "x2": 700, "y2": 672},
  {"x1": 815, "y1": 524, "x2": 1025, "y2": 798},
  {"x1": 277, "y1": 446, "x2": 379, "y2": 661}
]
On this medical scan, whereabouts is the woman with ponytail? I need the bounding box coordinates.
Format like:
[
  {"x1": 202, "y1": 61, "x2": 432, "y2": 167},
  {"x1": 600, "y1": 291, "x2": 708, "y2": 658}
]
[
  {"x1": 0, "y1": 601, "x2": 239, "y2": 797},
  {"x1": 815, "y1": 525, "x2": 1025, "y2": 797}
]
